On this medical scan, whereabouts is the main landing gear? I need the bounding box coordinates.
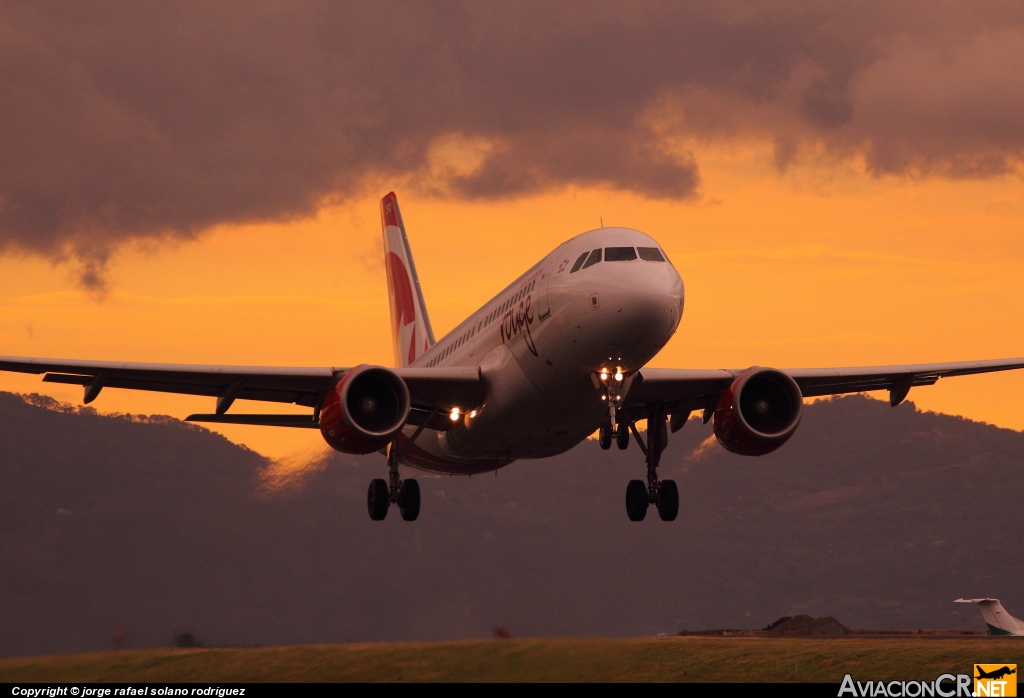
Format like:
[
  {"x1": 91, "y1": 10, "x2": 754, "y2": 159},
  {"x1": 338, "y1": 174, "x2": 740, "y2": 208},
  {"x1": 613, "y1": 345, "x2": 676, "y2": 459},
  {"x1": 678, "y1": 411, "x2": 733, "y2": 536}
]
[
  {"x1": 622, "y1": 409, "x2": 678, "y2": 522},
  {"x1": 368, "y1": 447, "x2": 420, "y2": 521},
  {"x1": 368, "y1": 409, "x2": 439, "y2": 522}
]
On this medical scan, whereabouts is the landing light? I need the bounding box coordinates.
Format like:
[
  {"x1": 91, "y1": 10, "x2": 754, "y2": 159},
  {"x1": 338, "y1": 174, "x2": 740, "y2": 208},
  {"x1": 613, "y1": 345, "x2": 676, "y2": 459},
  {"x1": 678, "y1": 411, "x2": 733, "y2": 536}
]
[
  {"x1": 450, "y1": 407, "x2": 460, "y2": 421},
  {"x1": 614, "y1": 370, "x2": 623, "y2": 382},
  {"x1": 600, "y1": 369, "x2": 608, "y2": 381}
]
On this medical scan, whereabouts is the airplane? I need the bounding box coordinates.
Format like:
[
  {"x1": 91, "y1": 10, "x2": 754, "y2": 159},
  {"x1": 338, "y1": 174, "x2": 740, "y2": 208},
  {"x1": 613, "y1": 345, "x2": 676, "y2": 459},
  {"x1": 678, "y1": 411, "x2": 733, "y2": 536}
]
[
  {"x1": 3, "y1": 191, "x2": 1024, "y2": 523},
  {"x1": 978, "y1": 666, "x2": 1017, "y2": 680},
  {"x1": 955, "y1": 598, "x2": 1024, "y2": 636}
]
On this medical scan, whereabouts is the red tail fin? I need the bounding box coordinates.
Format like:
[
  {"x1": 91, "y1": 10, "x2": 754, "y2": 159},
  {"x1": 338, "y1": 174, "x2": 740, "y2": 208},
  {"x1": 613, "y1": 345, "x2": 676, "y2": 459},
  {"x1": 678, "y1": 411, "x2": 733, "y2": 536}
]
[{"x1": 381, "y1": 192, "x2": 435, "y2": 367}]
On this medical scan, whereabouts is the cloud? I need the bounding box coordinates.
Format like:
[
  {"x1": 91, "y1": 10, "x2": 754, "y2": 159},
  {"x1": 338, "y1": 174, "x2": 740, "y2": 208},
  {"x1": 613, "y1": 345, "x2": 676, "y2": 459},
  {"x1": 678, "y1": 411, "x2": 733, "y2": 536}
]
[{"x1": 2, "y1": 1, "x2": 1023, "y2": 283}]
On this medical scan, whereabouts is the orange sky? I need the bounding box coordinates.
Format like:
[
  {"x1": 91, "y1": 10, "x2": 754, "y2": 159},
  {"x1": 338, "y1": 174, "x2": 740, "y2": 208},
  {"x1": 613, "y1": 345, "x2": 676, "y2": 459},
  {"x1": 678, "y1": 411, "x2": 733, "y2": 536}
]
[{"x1": 2, "y1": 141, "x2": 1024, "y2": 459}]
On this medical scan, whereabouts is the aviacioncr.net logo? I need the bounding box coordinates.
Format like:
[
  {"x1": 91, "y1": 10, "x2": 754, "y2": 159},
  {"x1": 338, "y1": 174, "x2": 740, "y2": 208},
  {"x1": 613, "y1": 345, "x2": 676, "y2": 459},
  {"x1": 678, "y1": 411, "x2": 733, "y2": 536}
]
[
  {"x1": 839, "y1": 673, "x2": 972, "y2": 697},
  {"x1": 974, "y1": 664, "x2": 1017, "y2": 697}
]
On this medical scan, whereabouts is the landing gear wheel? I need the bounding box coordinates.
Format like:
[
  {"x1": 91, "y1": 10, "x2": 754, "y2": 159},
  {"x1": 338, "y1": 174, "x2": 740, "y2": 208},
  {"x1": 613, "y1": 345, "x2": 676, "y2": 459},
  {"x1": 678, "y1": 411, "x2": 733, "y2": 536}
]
[
  {"x1": 399, "y1": 479, "x2": 421, "y2": 521},
  {"x1": 368, "y1": 478, "x2": 389, "y2": 520},
  {"x1": 657, "y1": 479, "x2": 679, "y2": 521},
  {"x1": 616, "y1": 425, "x2": 630, "y2": 450},
  {"x1": 599, "y1": 426, "x2": 613, "y2": 450},
  {"x1": 626, "y1": 479, "x2": 648, "y2": 521}
]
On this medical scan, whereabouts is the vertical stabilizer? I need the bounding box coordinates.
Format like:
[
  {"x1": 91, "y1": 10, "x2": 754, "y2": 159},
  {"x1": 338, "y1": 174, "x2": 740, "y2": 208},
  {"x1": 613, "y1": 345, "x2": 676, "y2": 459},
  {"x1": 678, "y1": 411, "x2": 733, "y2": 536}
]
[
  {"x1": 955, "y1": 598, "x2": 1024, "y2": 635},
  {"x1": 381, "y1": 192, "x2": 435, "y2": 367}
]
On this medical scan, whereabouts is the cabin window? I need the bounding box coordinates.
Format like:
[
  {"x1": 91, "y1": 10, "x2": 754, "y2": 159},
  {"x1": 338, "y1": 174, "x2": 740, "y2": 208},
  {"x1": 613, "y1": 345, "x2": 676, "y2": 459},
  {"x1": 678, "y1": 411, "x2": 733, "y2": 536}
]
[
  {"x1": 638, "y1": 247, "x2": 665, "y2": 262},
  {"x1": 581, "y1": 249, "x2": 602, "y2": 269},
  {"x1": 605, "y1": 247, "x2": 637, "y2": 261},
  {"x1": 570, "y1": 252, "x2": 589, "y2": 273}
]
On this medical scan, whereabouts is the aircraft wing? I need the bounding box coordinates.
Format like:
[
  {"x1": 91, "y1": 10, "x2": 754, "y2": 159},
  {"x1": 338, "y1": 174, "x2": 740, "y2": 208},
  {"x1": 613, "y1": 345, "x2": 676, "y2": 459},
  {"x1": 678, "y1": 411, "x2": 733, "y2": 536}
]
[
  {"x1": 0, "y1": 355, "x2": 484, "y2": 429},
  {"x1": 625, "y1": 358, "x2": 1024, "y2": 417}
]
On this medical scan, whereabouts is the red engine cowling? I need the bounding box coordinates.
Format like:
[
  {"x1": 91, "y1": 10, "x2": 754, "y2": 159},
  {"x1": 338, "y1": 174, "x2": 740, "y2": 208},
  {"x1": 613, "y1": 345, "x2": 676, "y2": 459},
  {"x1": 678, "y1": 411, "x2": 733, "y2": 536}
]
[
  {"x1": 319, "y1": 365, "x2": 411, "y2": 454},
  {"x1": 713, "y1": 367, "x2": 803, "y2": 456}
]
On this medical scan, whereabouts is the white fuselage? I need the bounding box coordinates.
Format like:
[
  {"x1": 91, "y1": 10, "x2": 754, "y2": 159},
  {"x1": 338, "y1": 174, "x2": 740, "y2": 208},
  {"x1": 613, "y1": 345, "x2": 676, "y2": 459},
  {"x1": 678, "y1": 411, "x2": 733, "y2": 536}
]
[{"x1": 399, "y1": 227, "x2": 684, "y2": 474}]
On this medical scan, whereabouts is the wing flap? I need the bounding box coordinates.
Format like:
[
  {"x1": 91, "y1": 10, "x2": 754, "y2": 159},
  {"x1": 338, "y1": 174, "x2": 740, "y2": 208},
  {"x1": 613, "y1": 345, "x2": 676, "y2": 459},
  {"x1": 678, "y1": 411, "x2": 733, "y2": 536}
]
[
  {"x1": 43, "y1": 372, "x2": 321, "y2": 406},
  {"x1": 185, "y1": 414, "x2": 320, "y2": 428}
]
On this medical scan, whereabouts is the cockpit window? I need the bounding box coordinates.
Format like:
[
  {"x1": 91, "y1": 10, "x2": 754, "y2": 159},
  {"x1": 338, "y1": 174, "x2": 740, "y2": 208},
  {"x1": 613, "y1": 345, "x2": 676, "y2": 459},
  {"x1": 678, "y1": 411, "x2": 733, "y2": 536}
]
[
  {"x1": 581, "y1": 248, "x2": 602, "y2": 269},
  {"x1": 605, "y1": 246, "x2": 637, "y2": 261},
  {"x1": 569, "y1": 252, "x2": 589, "y2": 273},
  {"x1": 637, "y1": 247, "x2": 665, "y2": 262}
]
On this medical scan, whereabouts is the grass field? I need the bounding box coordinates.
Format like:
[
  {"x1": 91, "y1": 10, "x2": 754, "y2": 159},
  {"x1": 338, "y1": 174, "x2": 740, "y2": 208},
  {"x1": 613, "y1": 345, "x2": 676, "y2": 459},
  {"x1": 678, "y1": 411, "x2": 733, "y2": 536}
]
[{"x1": 2, "y1": 637, "x2": 1023, "y2": 683}]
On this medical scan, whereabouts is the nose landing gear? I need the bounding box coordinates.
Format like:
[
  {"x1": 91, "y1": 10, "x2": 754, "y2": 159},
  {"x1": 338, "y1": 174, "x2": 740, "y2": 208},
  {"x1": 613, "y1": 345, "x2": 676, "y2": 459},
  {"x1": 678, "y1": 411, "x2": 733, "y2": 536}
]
[
  {"x1": 598, "y1": 422, "x2": 632, "y2": 450},
  {"x1": 596, "y1": 367, "x2": 633, "y2": 451},
  {"x1": 616, "y1": 423, "x2": 630, "y2": 450},
  {"x1": 622, "y1": 409, "x2": 678, "y2": 522}
]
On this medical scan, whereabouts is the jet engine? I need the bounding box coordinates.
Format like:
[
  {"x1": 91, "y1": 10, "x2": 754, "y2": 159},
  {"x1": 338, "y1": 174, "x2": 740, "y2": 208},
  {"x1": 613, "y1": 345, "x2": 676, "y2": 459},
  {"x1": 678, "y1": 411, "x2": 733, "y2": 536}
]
[
  {"x1": 319, "y1": 365, "x2": 411, "y2": 454},
  {"x1": 713, "y1": 367, "x2": 803, "y2": 456}
]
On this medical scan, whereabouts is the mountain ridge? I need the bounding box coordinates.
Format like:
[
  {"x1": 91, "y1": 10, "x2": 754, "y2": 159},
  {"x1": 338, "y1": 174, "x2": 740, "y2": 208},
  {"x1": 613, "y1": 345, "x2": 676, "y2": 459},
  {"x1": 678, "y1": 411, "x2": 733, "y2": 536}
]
[{"x1": 2, "y1": 390, "x2": 1022, "y2": 656}]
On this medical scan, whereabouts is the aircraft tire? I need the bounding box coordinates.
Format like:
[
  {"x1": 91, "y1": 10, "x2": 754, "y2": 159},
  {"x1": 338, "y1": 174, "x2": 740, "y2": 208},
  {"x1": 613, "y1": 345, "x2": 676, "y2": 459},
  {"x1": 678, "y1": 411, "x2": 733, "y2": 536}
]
[
  {"x1": 599, "y1": 426, "x2": 613, "y2": 450},
  {"x1": 399, "y1": 479, "x2": 421, "y2": 521},
  {"x1": 368, "y1": 478, "x2": 390, "y2": 520},
  {"x1": 625, "y1": 479, "x2": 648, "y2": 521},
  {"x1": 657, "y1": 480, "x2": 679, "y2": 521},
  {"x1": 616, "y1": 425, "x2": 630, "y2": 450}
]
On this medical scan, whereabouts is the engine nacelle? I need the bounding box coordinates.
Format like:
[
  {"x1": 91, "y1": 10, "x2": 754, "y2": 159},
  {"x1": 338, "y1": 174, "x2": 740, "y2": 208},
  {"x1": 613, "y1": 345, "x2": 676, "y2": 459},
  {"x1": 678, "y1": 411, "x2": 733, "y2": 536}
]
[
  {"x1": 713, "y1": 367, "x2": 803, "y2": 456},
  {"x1": 319, "y1": 365, "x2": 411, "y2": 454}
]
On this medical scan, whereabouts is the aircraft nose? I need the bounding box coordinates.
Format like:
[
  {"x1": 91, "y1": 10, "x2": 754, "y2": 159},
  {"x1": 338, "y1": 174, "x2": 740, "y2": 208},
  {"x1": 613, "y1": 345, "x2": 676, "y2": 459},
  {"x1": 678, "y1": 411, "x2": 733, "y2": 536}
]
[
  {"x1": 595, "y1": 259, "x2": 683, "y2": 366},
  {"x1": 623, "y1": 264, "x2": 683, "y2": 334}
]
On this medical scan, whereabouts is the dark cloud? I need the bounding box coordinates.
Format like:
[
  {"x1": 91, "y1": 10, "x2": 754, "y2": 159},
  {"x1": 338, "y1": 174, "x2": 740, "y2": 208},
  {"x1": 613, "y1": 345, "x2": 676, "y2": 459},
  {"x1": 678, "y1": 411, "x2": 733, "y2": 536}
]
[{"x1": 2, "y1": 1, "x2": 1023, "y2": 282}]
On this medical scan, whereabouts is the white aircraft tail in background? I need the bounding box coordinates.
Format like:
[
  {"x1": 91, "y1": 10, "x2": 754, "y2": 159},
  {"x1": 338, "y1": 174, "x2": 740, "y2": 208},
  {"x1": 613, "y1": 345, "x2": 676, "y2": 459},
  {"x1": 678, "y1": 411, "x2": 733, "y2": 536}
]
[{"x1": 955, "y1": 598, "x2": 1024, "y2": 635}]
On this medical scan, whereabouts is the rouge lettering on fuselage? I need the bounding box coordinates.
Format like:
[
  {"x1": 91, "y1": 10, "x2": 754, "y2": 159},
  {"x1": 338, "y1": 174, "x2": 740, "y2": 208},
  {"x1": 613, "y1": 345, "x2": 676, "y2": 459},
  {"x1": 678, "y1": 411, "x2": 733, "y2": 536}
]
[{"x1": 501, "y1": 294, "x2": 537, "y2": 356}]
